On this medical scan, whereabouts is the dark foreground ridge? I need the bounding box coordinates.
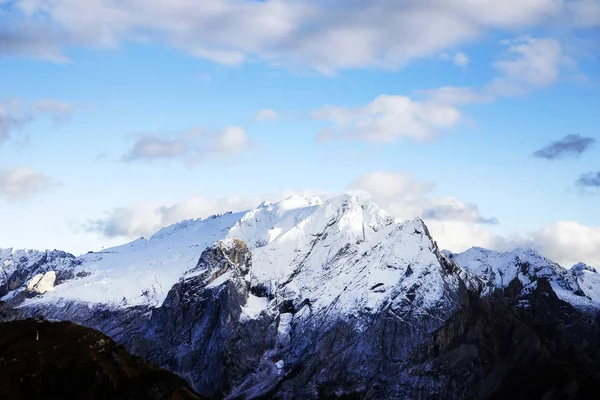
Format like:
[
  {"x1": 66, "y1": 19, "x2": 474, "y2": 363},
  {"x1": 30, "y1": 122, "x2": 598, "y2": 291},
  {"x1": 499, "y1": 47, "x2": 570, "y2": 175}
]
[{"x1": 0, "y1": 318, "x2": 204, "y2": 400}]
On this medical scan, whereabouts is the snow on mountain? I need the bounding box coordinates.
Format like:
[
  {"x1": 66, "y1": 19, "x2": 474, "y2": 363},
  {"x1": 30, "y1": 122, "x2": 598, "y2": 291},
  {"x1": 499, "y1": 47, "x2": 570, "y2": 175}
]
[
  {"x1": 446, "y1": 247, "x2": 599, "y2": 308},
  {"x1": 18, "y1": 210, "x2": 246, "y2": 308},
  {"x1": 0, "y1": 249, "x2": 78, "y2": 299},
  {"x1": 248, "y1": 195, "x2": 469, "y2": 323},
  {"x1": 227, "y1": 194, "x2": 323, "y2": 250},
  {"x1": 3, "y1": 193, "x2": 598, "y2": 320},
  {"x1": 249, "y1": 194, "x2": 393, "y2": 285},
  {"x1": 571, "y1": 262, "x2": 600, "y2": 304},
  {"x1": 14, "y1": 195, "x2": 328, "y2": 309}
]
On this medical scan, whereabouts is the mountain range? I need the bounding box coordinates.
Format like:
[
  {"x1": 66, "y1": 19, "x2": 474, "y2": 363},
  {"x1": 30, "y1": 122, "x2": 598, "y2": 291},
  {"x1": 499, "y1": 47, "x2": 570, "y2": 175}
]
[{"x1": 1, "y1": 194, "x2": 599, "y2": 399}]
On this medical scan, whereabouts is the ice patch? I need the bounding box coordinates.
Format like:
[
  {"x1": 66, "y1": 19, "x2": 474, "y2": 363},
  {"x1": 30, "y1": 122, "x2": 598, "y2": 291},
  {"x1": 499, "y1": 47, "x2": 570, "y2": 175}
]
[{"x1": 241, "y1": 293, "x2": 268, "y2": 321}]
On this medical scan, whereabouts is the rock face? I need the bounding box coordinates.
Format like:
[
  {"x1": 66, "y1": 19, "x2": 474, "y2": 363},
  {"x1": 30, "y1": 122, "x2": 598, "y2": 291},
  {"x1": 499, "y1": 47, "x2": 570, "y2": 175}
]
[
  {"x1": 0, "y1": 249, "x2": 81, "y2": 299},
  {"x1": 129, "y1": 239, "x2": 274, "y2": 399},
  {"x1": 414, "y1": 279, "x2": 600, "y2": 400},
  {"x1": 2, "y1": 194, "x2": 600, "y2": 399},
  {"x1": 26, "y1": 270, "x2": 57, "y2": 294},
  {"x1": 0, "y1": 318, "x2": 203, "y2": 400}
]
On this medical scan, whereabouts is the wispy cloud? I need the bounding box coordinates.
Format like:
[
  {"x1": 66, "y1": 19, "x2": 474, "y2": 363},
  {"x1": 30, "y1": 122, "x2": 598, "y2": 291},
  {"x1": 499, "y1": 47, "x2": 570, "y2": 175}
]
[
  {"x1": 122, "y1": 126, "x2": 252, "y2": 164},
  {"x1": 421, "y1": 200, "x2": 499, "y2": 225},
  {"x1": 439, "y1": 52, "x2": 470, "y2": 69},
  {"x1": 576, "y1": 171, "x2": 600, "y2": 188},
  {"x1": 532, "y1": 134, "x2": 595, "y2": 159},
  {"x1": 0, "y1": 99, "x2": 30, "y2": 144},
  {"x1": 0, "y1": 167, "x2": 58, "y2": 201},
  {"x1": 486, "y1": 36, "x2": 575, "y2": 97},
  {"x1": 32, "y1": 99, "x2": 73, "y2": 124},
  {"x1": 255, "y1": 108, "x2": 279, "y2": 121},
  {"x1": 0, "y1": 98, "x2": 74, "y2": 145}
]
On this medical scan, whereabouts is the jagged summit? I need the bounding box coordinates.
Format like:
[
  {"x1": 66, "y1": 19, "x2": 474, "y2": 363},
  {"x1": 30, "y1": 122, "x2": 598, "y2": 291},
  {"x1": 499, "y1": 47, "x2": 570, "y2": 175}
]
[
  {"x1": 258, "y1": 200, "x2": 274, "y2": 208},
  {"x1": 572, "y1": 262, "x2": 597, "y2": 274},
  {"x1": 448, "y1": 245, "x2": 600, "y2": 308}
]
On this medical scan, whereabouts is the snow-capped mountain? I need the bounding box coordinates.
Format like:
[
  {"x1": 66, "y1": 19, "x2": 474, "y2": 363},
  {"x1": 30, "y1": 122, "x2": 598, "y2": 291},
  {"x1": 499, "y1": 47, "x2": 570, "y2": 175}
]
[
  {"x1": 445, "y1": 246, "x2": 600, "y2": 308},
  {"x1": 2, "y1": 193, "x2": 600, "y2": 399}
]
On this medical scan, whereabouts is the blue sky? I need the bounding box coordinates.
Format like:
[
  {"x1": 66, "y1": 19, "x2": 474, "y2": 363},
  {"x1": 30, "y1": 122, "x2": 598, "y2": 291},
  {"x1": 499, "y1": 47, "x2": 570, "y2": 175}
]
[{"x1": 0, "y1": 0, "x2": 599, "y2": 267}]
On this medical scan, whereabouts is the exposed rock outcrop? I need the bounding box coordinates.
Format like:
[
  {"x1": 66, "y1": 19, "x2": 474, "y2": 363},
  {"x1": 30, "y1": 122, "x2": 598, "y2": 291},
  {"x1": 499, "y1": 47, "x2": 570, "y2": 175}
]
[
  {"x1": 26, "y1": 270, "x2": 56, "y2": 294},
  {"x1": 128, "y1": 239, "x2": 275, "y2": 399}
]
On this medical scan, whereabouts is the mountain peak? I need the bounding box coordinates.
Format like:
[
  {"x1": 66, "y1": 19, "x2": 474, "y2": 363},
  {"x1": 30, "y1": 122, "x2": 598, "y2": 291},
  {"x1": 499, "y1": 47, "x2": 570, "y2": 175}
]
[
  {"x1": 572, "y1": 262, "x2": 597, "y2": 275},
  {"x1": 258, "y1": 200, "x2": 274, "y2": 208}
]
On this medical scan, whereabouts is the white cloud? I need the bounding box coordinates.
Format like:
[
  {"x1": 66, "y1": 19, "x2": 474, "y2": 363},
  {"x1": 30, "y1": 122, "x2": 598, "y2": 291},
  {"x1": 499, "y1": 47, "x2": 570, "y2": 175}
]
[
  {"x1": 32, "y1": 99, "x2": 73, "y2": 122},
  {"x1": 312, "y1": 95, "x2": 463, "y2": 142},
  {"x1": 348, "y1": 171, "x2": 432, "y2": 205},
  {"x1": 418, "y1": 86, "x2": 493, "y2": 106},
  {"x1": 347, "y1": 171, "x2": 505, "y2": 254},
  {"x1": 5, "y1": 0, "x2": 595, "y2": 73},
  {"x1": 255, "y1": 108, "x2": 279, "y2": 121},
  {"x1": 439, "y1": 52, "x2": 470, "y2": 69},
  {"x1": 485, "y1": 36, "x2": 574, "y2": 96},
  {"x1": 211, "y1": 126, "x2": 251, "y2": 153},
  {"x1": 426, "y1": 220, "x2": 496, "y2": 253},
  {"x1": 421, "y1": 197, "x2": 499, "y2": 224},
  {"x1": 567, "y1": 0, "x2": 600, "y2": 27},
  {"x1": 487, "y1": 221, "x2": 600, "y2": 268},
  {"x1": 347, "y1": 171, "x2": 497, "y2": 225},
  {"x1": 122, "y1": 126, "x2": 251, "y2": 163},
  {"x1": 453, "y1": 52, "x2": 470, "y2": 68},
  {"x1": 533, "y1": 221, "x2": 600, "y2": 267},
  {"x1": 122, "y1": 133, "x2": 190, "y2": 161},
  {"x1": 433, "y1": 37, "x2": 575, "y2": 105},
  {"x1": 85, "y1": 203, "x2": 166, "y2": 239},
  {"x1": 0, "y1": 167, "x2": 56, "y2": 201}
]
